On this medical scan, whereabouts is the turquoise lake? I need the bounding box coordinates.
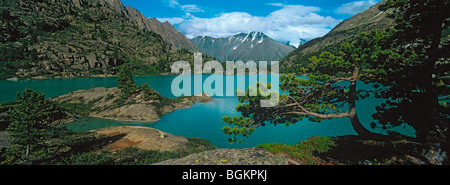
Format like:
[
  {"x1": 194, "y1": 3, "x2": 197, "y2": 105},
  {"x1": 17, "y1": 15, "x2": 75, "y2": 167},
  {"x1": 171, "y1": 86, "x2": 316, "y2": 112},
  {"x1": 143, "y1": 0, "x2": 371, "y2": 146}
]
[{"x1": 0, "y1": 75, "x2": 416, "y2": 148}]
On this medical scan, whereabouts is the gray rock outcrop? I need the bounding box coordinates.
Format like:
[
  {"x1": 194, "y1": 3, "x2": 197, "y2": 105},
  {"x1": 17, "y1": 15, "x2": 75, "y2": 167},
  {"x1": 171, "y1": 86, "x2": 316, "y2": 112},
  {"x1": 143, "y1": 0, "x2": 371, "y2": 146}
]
[{"x1": 51, "y1": 87, "x2": 213, "y2": 122}]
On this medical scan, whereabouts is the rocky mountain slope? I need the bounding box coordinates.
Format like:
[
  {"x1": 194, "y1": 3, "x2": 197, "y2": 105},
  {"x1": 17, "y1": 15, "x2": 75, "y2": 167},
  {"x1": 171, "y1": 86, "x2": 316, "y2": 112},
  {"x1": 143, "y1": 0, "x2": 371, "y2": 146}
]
[
  {"x1": 280, "y1": 0, "x2": 395, "y2": 73},
  {"x1": 0, "y1": 0, "x2": 200, "y2": 80},
  {"x1": 100, "y1": 0, "x2": 200, "y2": 52},
  {"x1": 191, "y1": 32, "x2": 295, "y2": 62}
]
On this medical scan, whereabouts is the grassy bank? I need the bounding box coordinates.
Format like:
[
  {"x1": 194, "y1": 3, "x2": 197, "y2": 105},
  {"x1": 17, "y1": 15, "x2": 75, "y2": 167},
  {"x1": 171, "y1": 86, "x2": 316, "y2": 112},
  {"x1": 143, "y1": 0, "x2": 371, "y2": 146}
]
[{"x1": 258, "y1": 135, "x2": 422, "y2": 165}]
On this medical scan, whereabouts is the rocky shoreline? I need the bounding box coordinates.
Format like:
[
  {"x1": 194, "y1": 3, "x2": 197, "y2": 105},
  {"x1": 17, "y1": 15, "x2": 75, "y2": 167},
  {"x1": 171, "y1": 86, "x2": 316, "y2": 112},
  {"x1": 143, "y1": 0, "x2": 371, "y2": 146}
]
[
  {"x1": 92, "y1": 125, "x2": 190, "y2": 151},
  {"x1": 0, "y1": 86, "x2": 306, "y2": 165},
  {"x1": 51, "y1": 87, "x2": 213, "y2": 123},
  {"x1": 47, "y1": 88, "x2": 295, "y2": 165},
  {"x1": 74, "y1": 125, "x2": 291, "y2": 165}
]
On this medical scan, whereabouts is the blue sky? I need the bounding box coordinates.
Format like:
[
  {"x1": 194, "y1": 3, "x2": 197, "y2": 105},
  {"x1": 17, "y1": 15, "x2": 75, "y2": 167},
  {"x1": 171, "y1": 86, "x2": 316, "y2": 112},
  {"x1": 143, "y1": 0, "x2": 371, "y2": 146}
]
[{"x1": 121, "y1": 0, "x2": 380, "y2": 46}]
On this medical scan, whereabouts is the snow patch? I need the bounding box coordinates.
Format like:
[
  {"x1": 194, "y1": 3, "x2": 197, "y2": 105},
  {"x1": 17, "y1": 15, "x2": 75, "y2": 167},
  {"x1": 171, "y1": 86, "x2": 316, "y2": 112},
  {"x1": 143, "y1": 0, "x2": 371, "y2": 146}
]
[
  {"x1": 251, "y1": 32, "x2": 258, "y2": 41},
  {"x1": 242, "y1": 33, "x2": 250, "y2": 43},
  {"x1": 227, "y1": 36, "x2": 234, "y2": 44},
  {"x1": 257, "y1": 36, "x2": 264, "y2": 44}
]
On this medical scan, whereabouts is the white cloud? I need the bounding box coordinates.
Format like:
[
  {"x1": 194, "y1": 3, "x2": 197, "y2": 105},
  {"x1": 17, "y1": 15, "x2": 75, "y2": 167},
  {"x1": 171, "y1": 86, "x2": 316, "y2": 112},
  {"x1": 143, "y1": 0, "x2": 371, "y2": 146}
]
[
  {"x1": 176, "y1": 4, "x2": 341, "y2": 47},
  {"x1": 157, "y1": 0, "x2": 203, "y2": 25},
  {"x1": 167, "y1": 0, "x2": 204, "y2": 13},
  {"x1": 180, "y1": 5, "x2": 204, "y2": 13},
  {"x1": 168, "y1": 0, "x2": 179, "y2": 8},
  {"x1": 336, "y1": 0, "x2": 378, "y2": 15}
]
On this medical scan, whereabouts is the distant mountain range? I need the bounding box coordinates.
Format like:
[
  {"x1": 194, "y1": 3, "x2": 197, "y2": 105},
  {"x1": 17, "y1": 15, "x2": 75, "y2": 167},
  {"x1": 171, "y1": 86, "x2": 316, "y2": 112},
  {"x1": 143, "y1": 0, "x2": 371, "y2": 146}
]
[
  {"x1": 190, "y1": 32, "x2": 295, "y2": 62},
  {"x1": 280, "y1": 0, "x2": 395, "y2": 73}
]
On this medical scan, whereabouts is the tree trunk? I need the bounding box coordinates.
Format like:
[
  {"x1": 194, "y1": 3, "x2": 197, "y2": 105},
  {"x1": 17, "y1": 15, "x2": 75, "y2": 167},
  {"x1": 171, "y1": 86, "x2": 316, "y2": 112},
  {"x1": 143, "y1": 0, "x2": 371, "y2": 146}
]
[
  {"x1": 419, "y1": 6, "x2": 448, "y2": 164},
  {"x1": 348, "y1": 65, "x2": 379, "y2": 137}
]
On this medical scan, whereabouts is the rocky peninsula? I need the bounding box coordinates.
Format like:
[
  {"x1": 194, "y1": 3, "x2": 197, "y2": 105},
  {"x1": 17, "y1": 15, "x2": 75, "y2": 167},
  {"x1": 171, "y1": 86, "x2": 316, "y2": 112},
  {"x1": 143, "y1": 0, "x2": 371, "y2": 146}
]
[{"x1": 51, "y1": 87, "x2": 213, "y2": 123}]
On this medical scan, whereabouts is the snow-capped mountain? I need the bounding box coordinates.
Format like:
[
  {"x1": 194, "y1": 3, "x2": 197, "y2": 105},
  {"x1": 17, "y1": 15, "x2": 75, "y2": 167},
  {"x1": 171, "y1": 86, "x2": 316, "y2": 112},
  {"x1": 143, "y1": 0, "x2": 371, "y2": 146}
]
[{"x1": 190, "y1": 32, "x2": 295, "y2": 62}]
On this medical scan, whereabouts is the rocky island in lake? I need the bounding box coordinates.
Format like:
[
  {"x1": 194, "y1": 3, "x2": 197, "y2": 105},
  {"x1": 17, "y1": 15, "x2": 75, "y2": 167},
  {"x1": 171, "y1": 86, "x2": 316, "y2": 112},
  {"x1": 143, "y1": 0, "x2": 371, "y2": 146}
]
[
  {"x1": 48, "y1": 62, "x2": 212, "y2": 123},
  {"x1": 52, "y1": 87, "x2": 212, "y2": 123},
  {"x1": 51, "y1": 87, "x2": 213, "y2": 122}
]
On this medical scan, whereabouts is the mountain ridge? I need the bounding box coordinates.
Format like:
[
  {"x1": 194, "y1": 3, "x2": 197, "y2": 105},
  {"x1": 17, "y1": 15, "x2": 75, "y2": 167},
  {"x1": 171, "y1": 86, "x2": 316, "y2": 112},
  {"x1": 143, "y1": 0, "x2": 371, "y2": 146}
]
[
  {"x1": 191, "y1": 31, "x2": 295, "y2": 62},
  {"x1": 119, "y1": 3, "x2": 201, "y2": 52}
]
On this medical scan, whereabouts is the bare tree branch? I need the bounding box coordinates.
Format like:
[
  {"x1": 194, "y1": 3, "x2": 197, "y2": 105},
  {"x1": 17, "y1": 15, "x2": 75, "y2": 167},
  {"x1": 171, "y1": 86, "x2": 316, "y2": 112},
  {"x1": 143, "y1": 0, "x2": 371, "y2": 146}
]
[{"x1": 286, "y1": 95, "x2": 351, "y2": 119}]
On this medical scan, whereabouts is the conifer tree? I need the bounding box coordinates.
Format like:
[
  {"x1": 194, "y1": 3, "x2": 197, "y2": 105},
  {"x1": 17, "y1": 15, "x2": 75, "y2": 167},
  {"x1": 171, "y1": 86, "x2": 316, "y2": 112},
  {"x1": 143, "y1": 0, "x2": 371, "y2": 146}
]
[
  {"x1": 365, "y1": 0, "x2": 450, "y2": 164},
  {"x1": 222, "y1": 32, "x2": 385, "y2": 143},
  {"x1": 6, "y1": 88, "x2": 60, "y2": 160},
  {"x1": 117, "y1": 63, "x2": 137, "y2": 99}
]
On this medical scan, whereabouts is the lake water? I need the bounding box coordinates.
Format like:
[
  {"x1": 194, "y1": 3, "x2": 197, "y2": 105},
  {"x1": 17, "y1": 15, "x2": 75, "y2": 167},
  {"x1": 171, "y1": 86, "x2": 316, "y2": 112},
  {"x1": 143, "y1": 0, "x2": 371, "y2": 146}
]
[{"x1": 0, "y1": 75, "x2": 416, "y2": 148}]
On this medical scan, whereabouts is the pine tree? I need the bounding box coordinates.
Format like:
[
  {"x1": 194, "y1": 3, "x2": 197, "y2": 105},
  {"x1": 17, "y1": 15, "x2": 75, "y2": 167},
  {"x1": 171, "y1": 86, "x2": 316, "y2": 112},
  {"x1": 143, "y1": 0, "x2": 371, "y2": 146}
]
[
  {"x1": 117, "y1": 63, "x2": 137, "y2": 99},
  {"x1": 6, "y1": 88, "x2": 60, "y2": 161},
  {"x1": 222, "y1": 32, "x2": 385, "y2": 143},
  {"x1": 365, "y1": 0, "x2": 450, "y2": 164}
]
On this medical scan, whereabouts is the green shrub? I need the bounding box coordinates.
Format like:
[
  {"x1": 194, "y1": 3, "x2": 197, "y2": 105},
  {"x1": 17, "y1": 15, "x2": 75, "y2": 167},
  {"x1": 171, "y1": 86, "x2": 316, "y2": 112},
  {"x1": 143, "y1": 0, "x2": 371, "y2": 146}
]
[
  {"x1": 105, "y1": 93, "x2": 115, "y2": 101},
  {"x1": 62, "y1": 151, "x2": 114, "y2": 165},
  {"x1": 113, "y1": 137, "x2": 216, "y2": 165},
  {"x1": 258, "y1": 136, "x2": 336, "y2": 165}
]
